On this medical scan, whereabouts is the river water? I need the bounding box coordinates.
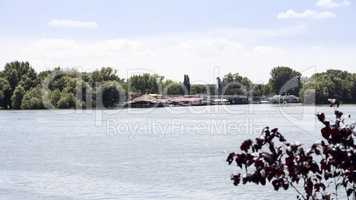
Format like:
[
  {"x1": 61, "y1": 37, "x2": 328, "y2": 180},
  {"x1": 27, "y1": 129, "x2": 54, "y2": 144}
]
[{"x1": 0, "y1": 105, "x2": 355, "y2": 200}]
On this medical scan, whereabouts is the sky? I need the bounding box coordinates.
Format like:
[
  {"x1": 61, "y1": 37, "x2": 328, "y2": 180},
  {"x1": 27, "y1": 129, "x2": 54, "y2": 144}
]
[{"x1": 0, "y1": 0, "x2": 355, "y2": 83}]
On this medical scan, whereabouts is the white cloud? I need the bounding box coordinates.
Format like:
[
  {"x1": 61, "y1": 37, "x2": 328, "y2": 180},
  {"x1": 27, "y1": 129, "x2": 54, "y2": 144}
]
[
  {"x1": 2, "y1": 25, "x2": 355, "y2": 83},
  {"x1": 48, "y1": 19, "x2": 98, "y2": 29},
  {"x1": 277, "y1": 9, "x2": 336, "y2": 19},
  {"x1": 316, "y1": 0, "x2": 351, "y2": 8}
]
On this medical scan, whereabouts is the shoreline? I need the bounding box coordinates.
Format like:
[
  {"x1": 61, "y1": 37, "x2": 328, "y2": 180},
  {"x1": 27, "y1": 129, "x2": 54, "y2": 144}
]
[{"x1": 3, "y1": 103, "x2": 356, "y2": 111}]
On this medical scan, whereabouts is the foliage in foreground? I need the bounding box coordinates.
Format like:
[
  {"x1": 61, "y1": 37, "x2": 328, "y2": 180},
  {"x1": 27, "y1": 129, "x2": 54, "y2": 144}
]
[{"x1": 227, "y1": 107, "x2": 356, "y2": 200}]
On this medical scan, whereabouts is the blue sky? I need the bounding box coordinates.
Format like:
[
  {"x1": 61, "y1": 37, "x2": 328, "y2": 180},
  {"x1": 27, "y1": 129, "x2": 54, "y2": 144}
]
[{"x1": 0, "y1": 0, "x2": 355, "y2": 83}]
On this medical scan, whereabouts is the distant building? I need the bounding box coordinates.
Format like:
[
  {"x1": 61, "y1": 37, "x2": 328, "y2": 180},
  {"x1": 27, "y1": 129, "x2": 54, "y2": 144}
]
[
  {"x1": 170, "y1": 96, "x2": 204, "y2": 106},
  {"x1": 126, "y1": 94, "x2": 205, "y2": 108},
  {"x1": 126, "y1": 94, "x2": 168, "y2": 108},
  {"x1": 212, "y1": 98, "x2": 229, "y2": 105},
  {"x1": 226, "y1": 96, "x2": 249, "y2": 105},
  {"x1": 270, "y1": 95, "x2": 300, "y2": 104}
]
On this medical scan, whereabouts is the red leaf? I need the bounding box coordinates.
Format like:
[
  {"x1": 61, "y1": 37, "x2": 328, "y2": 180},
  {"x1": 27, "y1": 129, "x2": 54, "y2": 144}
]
[{"x1": 240, "y1": 139, "x2": 253, "y2": 152}]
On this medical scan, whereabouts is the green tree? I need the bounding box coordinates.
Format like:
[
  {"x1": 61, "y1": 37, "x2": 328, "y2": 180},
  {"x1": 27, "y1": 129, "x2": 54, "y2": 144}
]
[
  {"x1": 90, "y1": 67, "x2": 121, "y2": 87},
  {"x1": 128, "y1": 73, "x2": 163, "y2": 94},
  {"x1": 62, "y1": 77, "x2": 81, "y2": 94},
  {"x1": 74, "y1": 81, "x2": 92, "y2": 109},
  {"x1": 183, "y1": 75, "x2": 191, "y2": 95},
  {"x1": 269, "y1": 66, "x2": 301, "y2": 96},
  {"x1": 352, "y1": 74, "x2": 356, "y2": 101},
  {"x1": 57, "y1": 93, "x2": 77, "y2": 109},
  {"x1": 49, "y1": 89, "x2": 61, "y2": 108},
  {"x1": 163, "y1": 80, "x2": 184, "y2": 95},
  {"x1": 11, "y1": 85, "x2": 25, "y2": 109},
  {"x1": 21, "y1": 87, "x2": 44, "y2": 109},
  {"x1": 37, "y1": 70, "x2": 52, "y2": 82},
  {"x1": 191, "y1": 84, "x2": 207, "y2": 95},
  {"x1": 217, "y1": 77, "x2": 223, "y2": 96},
  {"x1": 252, "y1": 84, "x2": 264, "y2": 97},
  {"x1": 0, "y1": 78, "x2": 11, "y2": 109},
  {"x1": 252, "y1": 84, "x2": 272, "y2": 97},
  {"x1": 222, "y1": 73, "x2": 252, "y2": 96},
  {"x1": 207, "y1": 84, "x2": 218, "y2": 95},
  {"x1": 3, "y1": 61, "x2": 38, "y2": 92},
  {"x1": 301, "y1": 70, "x2": 354, "y2": 104},
  {"x1": 97, "y1": 82, "x2": 123, "y2": 108},
  {"x1": 48, "y1": 71, "x2": 67, "y2": 91}
]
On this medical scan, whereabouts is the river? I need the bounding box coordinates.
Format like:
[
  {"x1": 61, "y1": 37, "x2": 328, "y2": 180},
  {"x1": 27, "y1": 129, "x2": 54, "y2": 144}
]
[{"x1": 0, "y1": 104, "x2": 354, "y2": 200}]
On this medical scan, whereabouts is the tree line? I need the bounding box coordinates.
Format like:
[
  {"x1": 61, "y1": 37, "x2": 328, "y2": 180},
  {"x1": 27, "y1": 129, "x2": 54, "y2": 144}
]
[{"x1": 0, "y1": 61, "x2": 355, "y2": 109}]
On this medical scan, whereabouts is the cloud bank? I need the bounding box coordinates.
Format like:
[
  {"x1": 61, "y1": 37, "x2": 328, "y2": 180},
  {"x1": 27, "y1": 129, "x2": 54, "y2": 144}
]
[
  {"x1": 277, "y1": 9, "x2": 336, "y2": 20},
  {"x1": 0, "y1": 26, "x2": 355, "y2": 83}
]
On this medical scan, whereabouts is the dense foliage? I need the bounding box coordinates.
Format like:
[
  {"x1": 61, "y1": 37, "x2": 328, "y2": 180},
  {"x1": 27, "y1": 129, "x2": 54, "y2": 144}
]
[
  {"x1": 227, "y1": 106, "x2": 356, "y2": 200},
  {"x1": 0, "y1": 61, "x2": 214, "y2": 109},
  {"x1": 0, "y1": 62, "x2": 127, "y2": 109},
  {"x1": 220, "y1": 73, "x2": 253, "y2": 96},
  {"x1": 301, "y1": 70, "x2": 356, "y2": 104},
  {"x1": 269, "y1": 66, "x2": 302, "y2": 96},
  {"x1": 0, "y1": 61, "x2": 355, "y2": 109}
]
